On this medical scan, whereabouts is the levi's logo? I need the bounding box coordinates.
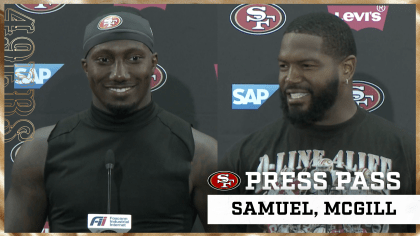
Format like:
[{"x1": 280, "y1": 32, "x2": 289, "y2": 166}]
[{"x1": 327, "y1": 5, "x2": 389, "y2": 31}]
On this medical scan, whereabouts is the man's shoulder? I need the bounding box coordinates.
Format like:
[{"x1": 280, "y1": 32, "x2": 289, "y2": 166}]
[
  {"x1": 48, "y1": 110, "x2": 88, "y2": 141},
  {"x1": 191, "y1": 128, "x2": 217, "y2": 158},
  {"x1": 225, "y1": 118, "x2": 287, "y2": 161},
  {"x1": 363, "y1": 110, "x2": 414, "y2": 140},
  {"x1": 156, "y1": 106, "x2": 191, "y2": 129},
  {"x1": 155, "y1": 106, "x2": 195, "y2": 157},
  {"x1": 12, "y1": 125, "x2": 56, "y2": 173},
  {"x1": 237, "y1": 118, "x2": 287, "y2": 149}
]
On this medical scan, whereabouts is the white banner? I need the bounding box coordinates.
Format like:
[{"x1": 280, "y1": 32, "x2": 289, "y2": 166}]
[{"x1": 208, "y1": 195, "x2": 420, "y2": 224}]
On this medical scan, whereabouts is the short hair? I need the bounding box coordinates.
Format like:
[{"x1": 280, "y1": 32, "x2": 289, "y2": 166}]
[{"x1": 284, "y1": 12, "x2": 357, "y2": 60}]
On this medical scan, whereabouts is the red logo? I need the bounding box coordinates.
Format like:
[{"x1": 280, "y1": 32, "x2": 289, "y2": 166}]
[
  {"x1": 98, "y1": 15, "x2": 123, "y2": 30},
  {"x1": 208, "y1": 171, "x2": 241, "y2": 191},
  {"x1": 230, "y1": 4, "x2": 286, "y2": 35},
  {"x1": 10, "y1": 141, "x2": 24, "y2": 163},
  {"x1": 353, "y1": 80, "x2": 385, "y2": 112},
  {"x1": 150, "y1": 64, "x2": 167, "y2": 92},
  {"x1": 114, "y1": 4, "x2": 167, "y2": 11},
  {"x1": 16, "y1": 4, "x2": 65, "y2": 14},
  {"x1": 327, "y1": 5, "x2": 389, "y2": 31}
]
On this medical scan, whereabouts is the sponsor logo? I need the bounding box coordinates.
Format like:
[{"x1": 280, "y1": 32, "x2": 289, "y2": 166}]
[
  {"x1": 14, "y1": 63, "x2": 64, "y2": 89},
  {"x1": 151, "y1": 64, "x2": 167, "y2": 91},
  {"x1": 230, "y1": 4, "x2": 286, "y2": 35},
  {"x1": 208, "y1": 171, "x2": 241, "y2": 191},
  {"x1": 41, "y1": 222, "x2": 50, "y2": 233},
  {"x1": 352, "y1": 80, "x2": 385, "y2": 112},
  {"x1": 15, "y1": 4, "x2": 65, "y2": 14},
  {"x1": 113, "y1": 4, "x2": 167, "y2": 11},
  {"x1": 90, "y1": 216, "x2": 107, "y2": 226},
  {"x1": 232, "y1": 84, "x2": 279, "y2": 109},
  {"x1": 10, "y1": 141, "x2": 24, "y2": 163},
  {"x1": 327, "y1": 5, "x2": 389, "y2": 31},
  {"x1": 98, "y1": 15, "x2": 123, "y2": 30}
]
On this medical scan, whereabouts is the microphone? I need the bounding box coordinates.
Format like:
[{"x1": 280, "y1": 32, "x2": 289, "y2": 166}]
[
  {"x1": 87, "y1": 150, "x2": 131, "y2": 233},
  {"x1": 105, "y1": 150, "x2": 115, "y2": 215}
]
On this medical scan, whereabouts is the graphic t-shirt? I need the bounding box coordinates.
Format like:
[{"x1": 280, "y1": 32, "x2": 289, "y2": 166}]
[{"x1": 221, "y1": 107, "x2": 415, "y2": 233}]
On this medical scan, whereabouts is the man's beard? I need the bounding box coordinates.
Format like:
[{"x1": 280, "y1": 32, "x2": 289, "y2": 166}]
[
  {"x1": 106, "y1": 102, "x2": 138, "y2": 117},
  {"x1": 280, "y1": 77, "x2": 339, "y2": 126}
]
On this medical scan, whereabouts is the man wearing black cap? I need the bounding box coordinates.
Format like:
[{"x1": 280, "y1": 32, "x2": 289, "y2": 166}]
[{"x1": 5, "y1": 7, "x2": 217, "y2": 233}]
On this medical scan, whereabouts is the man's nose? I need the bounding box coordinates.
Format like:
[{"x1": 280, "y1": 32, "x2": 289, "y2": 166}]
[
  {"x1": 110, "y1": 60, "x2": 130, "y2": 81},
  {"x1": 285, "y1": 66, "x2": 302, "y2": 84}
]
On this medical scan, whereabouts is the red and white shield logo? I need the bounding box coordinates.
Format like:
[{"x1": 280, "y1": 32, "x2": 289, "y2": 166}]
[
  {"x1": 16, "y1": 4, "x2": 65, "y2": 14},
  {"x1": 208, "y1": 171, "x2": 241, "y2": 191},
  {"x1": 97, "y1": 15, "x2": 123, "y2": 30},
  {"x1": 150, "y1": 64, "x2": 167, "y2": 92},
  {"x1": 353, "y1": 80, "x2": 385, "y2": 112},
  {"x1": 230, "y1": 4, "x2": 286, "y2": 35}
]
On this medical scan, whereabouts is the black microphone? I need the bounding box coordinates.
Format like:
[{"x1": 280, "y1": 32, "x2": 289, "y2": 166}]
[
  {"x1": 88, "y1": 150, "x2": 131, "y2": 233},
  {"x1": 105, "y1": 149, "x2": 115, "y2": 215}
]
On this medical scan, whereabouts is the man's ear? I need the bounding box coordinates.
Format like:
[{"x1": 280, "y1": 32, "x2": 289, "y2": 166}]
[
  {"x1": 151, "y1": 52, "x2": 158, "y2": 73},
  {"x1": 341, "y1": 55, "x2": 357, "y2": 83},
  {"x1": 81, "y1": 58, "x2": 88, "y2": 76}
]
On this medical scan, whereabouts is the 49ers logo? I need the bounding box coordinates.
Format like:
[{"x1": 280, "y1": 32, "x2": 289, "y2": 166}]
[
  {"x1": 16, "y1": 4, "x2": 65, "y2": 14},
  {"x1": 230, "y1": 4, "x2": 286, "y2": 35},
  {"x1": 352, "y1": 80, "x2": 385, "y2": 112},
  {"x1": 151, "y1": 64, "x2": 167, "y2": 92},
  {"x1": 208, "y1": 171, "x2": 241, "y2": 191},
  {"x1": 98, "y1": 15, "x2": 123, "y2": 30}
]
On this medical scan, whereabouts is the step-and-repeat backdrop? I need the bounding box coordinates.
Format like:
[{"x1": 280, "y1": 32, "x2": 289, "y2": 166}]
[
  {"x1": 4, "y1": 4, "x2": 416, "y2": 233},
  {"x1": 218, "y1": 4, "x2": 415, "y2": 158},
  {"x1": 4, "y1": 4, "x2": 217, "y2": 232}
]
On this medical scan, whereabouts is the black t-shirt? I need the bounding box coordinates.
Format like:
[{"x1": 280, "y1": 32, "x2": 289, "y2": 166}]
[
  {"x1": 220, "y1": 107, "x2": 415, "y2": 233},
  {"x1": 45, "y1": 102, "x2": 197, "y2": 232}
]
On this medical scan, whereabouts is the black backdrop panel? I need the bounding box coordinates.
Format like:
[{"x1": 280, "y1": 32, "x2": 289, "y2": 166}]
[
  {"x1": 217, "y1": 4, "x2": 416, "y2": 159},
  {"x1": 4, "y1": 4, "x2": 416, "y2": 232},
  {"x1": 4, "y1": 4, "x2": 217, "y2": 232}
]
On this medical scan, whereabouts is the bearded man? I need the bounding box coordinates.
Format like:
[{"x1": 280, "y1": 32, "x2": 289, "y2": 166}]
[{"x1": 220, "y1": 12, "x2": 415, "y2": 233}]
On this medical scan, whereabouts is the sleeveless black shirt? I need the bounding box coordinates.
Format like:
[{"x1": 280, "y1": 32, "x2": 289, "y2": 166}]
[{"x1": 44, "y1": 102, "x2": 196, "y2": 232}]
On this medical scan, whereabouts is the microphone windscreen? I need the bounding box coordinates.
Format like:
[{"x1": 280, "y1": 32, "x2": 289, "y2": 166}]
[{"x1": 105, "y1": 149, "x2": 115, "y2": 165}]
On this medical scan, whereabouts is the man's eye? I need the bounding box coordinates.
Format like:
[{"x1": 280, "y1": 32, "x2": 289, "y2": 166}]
[
  {"x1": 98, "y1": 57, "x2": 109, "y2": 63},
  {"x1": 279, "y1": 64, "x2": 288, "y2": 70},
  {"x1": 130, "y1": 56, "x2": 141, "y2": 61},
  {"x1": 303, "y1": 64, "x2": 315, "y2": 68}
]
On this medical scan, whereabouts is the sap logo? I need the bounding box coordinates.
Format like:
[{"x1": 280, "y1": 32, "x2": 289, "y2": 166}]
[
  {"x1": 327, "y1": 5, "x2": 388, "y2": 31},
  {"x1": 230, "y1": 4, "x2": 286, "y2": 35},
  {"x1": 232, "y1": 84, "x2": 279, "y2": 109},
  {"x1": 353, "y1": 80, "x2": 384, "y2": 112},
  {"x1": 90, "y1": 216, "x2": 107, "y2": 226},
  {"x1": 14, "y1": 63, "x2": 64, "y2": 89}
]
